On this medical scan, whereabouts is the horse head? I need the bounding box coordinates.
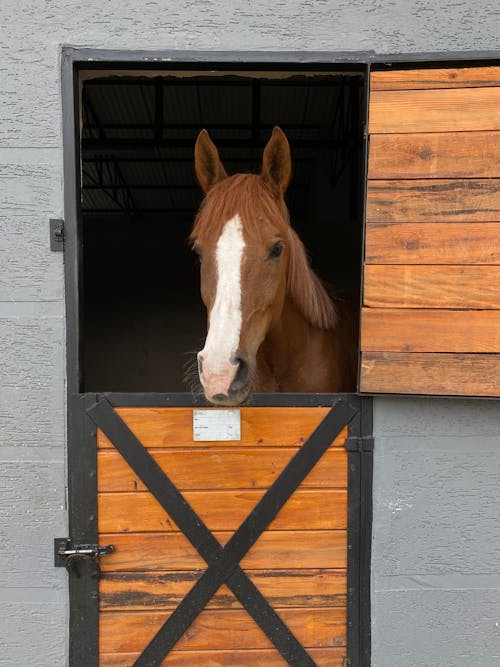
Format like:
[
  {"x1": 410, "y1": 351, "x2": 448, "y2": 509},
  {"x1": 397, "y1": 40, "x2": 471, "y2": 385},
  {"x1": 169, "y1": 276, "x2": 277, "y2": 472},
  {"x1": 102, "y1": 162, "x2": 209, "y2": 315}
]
[
  {"x1": 190, "y1": 127, "x2": 338, "y2": 406},
  {"x1": 190, "y1": 127, "x2": 293, "y2": 405}
]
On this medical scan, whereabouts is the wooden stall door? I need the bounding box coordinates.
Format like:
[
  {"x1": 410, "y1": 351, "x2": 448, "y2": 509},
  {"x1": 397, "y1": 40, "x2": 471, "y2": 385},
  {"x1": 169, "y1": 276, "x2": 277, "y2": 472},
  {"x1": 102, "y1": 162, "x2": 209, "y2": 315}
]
[
  {"x1": 92, "y1": 402, "x2": 354, "y2": 666},
  {"x1": 361, "y1": 64, "x2": 500, "y2": 397}
]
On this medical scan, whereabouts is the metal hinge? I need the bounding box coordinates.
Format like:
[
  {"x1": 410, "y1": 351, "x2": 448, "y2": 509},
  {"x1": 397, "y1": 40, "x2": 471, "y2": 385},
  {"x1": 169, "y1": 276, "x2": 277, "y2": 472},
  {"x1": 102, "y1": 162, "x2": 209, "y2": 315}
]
[
  {"x1": 49, "y1": 218, "x2": 64, "y2": 251},
  {"x1": 345, "y1": 435, "x2": 374, "y2": 452},
  {"x1": 54, "y1": 538, "x2": 115, "y2": 575}
]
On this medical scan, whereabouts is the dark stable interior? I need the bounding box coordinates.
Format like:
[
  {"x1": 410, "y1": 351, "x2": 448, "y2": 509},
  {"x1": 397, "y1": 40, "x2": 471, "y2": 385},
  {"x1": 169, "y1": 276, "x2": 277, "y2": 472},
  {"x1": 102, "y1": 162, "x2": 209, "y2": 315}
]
[{"x1": 81, "y1": 69, "x2": 365, "y2": 391}]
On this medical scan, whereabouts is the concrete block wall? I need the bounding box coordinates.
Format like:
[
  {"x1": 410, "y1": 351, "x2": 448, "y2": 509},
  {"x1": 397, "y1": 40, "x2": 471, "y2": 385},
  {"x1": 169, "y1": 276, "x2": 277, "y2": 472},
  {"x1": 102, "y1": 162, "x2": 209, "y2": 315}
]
[
  {"x1": 372, "y1": 399, "x2": 500, "y2": 666},
  {"x1": 1, "y1": 1, "x2": 500, "y2": 665}
]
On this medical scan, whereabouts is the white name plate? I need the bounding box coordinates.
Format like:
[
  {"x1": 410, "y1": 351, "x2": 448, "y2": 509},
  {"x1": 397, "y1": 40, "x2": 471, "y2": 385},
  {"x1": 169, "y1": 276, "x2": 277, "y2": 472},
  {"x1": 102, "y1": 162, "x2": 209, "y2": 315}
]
[{"x1": 193, "y1": 409, "x2": 241, "y2": 441}]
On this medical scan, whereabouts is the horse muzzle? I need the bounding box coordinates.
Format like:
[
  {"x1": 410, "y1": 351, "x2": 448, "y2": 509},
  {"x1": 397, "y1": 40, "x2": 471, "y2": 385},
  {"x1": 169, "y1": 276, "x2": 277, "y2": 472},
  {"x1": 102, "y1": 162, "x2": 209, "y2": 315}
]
[{"x1": 198, "y1": 355, "x2": 252, "y2": 406}]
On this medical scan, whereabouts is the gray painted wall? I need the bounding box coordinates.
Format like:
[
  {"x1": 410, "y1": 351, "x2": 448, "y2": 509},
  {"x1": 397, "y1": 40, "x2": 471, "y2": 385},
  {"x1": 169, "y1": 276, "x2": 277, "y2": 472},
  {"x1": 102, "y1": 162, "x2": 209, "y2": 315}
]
[
  {"x1": 1, "y1": 2, "x2": 500, "y2": 666},
  {"x1": 372, "y1": 399, "x2": 500, "y2": 666}
]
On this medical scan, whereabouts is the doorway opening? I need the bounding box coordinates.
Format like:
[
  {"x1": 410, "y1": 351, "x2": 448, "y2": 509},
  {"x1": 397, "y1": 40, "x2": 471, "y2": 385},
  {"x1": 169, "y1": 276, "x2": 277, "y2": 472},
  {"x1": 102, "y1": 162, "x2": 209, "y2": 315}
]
[{"x1": 79, "y1": 66, "x2": 366, "y2": 391}]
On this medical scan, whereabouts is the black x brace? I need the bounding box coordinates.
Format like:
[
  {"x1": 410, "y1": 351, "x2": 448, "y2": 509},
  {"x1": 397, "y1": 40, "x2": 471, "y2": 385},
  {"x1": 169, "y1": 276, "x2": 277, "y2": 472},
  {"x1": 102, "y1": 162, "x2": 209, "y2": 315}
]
[{"x1": 88, "y1": 397, "x2": 356, "y2": 667}]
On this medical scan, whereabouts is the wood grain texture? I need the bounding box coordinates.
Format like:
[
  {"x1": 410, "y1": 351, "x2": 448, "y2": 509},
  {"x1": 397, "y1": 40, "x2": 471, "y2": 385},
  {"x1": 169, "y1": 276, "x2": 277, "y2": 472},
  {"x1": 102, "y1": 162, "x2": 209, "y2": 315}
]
[
  {"x1": 365, "y1": 69, "x2": 500, "y2": 399},
  {"x1": 368, "y1": 132, "x2": 500, "y2": 179},
  {"x1": 99, "y1": 647, "x2": 347, "y2": 666},
  {"x1": 369, "y1": 88, "x2": 500, "y2": 133},
  {"x1": 98, "y1": 531, "x2": 347, "y2": 571},
  {"x1": 363, "y1": 265, "x2": 500, "y2": 309},
  {"x1": 97, "y1": 448, "x2": 347, "y2": 492},
  {"x1": 97, "y1": 408, "x2": 345, "y2": 449},
  {"x1": 370, "y1": 67, "x2": 500, "y2": 90},
  {"x1": 98, "y1": 489, "x2": 347, "y2": 532},
  {"x1": 99, "y1": 607, "x2": 346, "y2": 652},
  {"x1": 97, "y1": 406, "x2": 349, "y2": 659},
  {"x1": 366, "y1": 179, "x2": 500, "y2": 223},
  {"x1": 99, "y1": 568, "x2": 346, "y2": 610},
  {"x1": 360, "y1": 352, "x2": 500, "y2": 396},
  {"x1": 365, "y1": 222, "x2": 500, "y2": 265},
  {"x1": 361, "y1": 308, "x2": 500, "y2": 353}
]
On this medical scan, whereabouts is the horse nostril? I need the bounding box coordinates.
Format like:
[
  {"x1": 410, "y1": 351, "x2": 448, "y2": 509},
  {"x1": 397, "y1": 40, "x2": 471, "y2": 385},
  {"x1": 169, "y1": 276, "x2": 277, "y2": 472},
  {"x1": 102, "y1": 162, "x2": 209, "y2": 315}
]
[
  {"x1": 211, "y1": 393, "x2": 228, "y2": 403},
  {"x1": 229, "y1": 358, "x2": 250, "y2": 395},
  {"x1": 198, "y1": 357, "x2": 203, "y2": 376}
]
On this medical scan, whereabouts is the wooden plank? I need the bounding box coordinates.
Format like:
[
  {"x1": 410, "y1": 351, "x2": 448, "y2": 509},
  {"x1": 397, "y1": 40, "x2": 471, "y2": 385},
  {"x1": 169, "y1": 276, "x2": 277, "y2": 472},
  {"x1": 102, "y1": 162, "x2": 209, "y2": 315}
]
[
  {"x1": 361, "y1": 308, "x2": 500, "y2": 353},
  {"x1": 368, "y1": 132, "x2": 500, "y2": 179},
  {"x1": 363, "y1": 265, "x2": 500, "y2": 309},
  {"x1": 99, "y1": 607, "x2": 346, "y2": 652},
  {"x1": 97, "y1": 407, "x2": 346, "y2": 449},
  {"x1": 369, "y1": 88, "x2": 500, "y2": 133},
  {"x1": 365, "y1": 222, "x2": 500, "y2": 265},
  {"x1": 99, "y1": 569, "x2": 346, "y2": 611},
  {"x1": 371, "y1": 67, "x2": 500, "y2": 90},
  {"x1": 98, "y1": 489, "x2": 347, "y2": 533},
  {"x1": 360, "y1": 352, "x2": 500, "y2": 397},
  {"x1": 99, "y1": 531, "x2": 347, "y2": 571},
  {"x1": 366, "y1": 179, "x2": 500, "y2": 223},
  {"x1": 97, "y1": 448, "x2": 347, "y2": 492},
  {"x1": 99, "y1": 647, "x2": 347, "y2": 666}
]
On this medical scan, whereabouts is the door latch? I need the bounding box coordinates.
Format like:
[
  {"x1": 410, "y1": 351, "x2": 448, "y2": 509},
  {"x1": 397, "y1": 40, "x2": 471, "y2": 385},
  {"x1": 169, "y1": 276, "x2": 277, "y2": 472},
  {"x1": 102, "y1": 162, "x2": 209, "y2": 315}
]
[
  {"x1": 54, "y1": 538, "x2": 115, "y2": 576},
  {"x1": 49, "y1": 218, "x2": 64, "y2": 251}
]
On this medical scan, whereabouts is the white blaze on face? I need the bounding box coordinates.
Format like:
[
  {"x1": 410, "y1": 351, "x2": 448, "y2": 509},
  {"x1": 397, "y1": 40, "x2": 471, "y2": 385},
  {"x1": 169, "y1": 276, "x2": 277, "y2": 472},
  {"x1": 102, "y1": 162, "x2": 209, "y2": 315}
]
[{"x1": 199, "y1": 214, "x2": 245, "y2": 396}]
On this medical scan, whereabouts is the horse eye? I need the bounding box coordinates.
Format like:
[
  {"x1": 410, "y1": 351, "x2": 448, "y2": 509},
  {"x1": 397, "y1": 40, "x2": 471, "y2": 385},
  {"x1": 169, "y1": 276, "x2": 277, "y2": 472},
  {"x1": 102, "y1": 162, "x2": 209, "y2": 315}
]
[{"x1": 268, "y1": 241, "x2": 283, "y2": 259}]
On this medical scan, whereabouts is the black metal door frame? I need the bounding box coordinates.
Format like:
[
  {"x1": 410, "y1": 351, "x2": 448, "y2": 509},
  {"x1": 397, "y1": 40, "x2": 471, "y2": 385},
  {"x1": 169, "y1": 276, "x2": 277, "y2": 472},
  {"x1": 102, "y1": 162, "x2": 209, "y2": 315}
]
[
  {"x1": 59, "y1": 50, "x2": 376, "y2": 666},
  {"x1": 59, "y1": 392, "x2": 372, "y2": 667}
]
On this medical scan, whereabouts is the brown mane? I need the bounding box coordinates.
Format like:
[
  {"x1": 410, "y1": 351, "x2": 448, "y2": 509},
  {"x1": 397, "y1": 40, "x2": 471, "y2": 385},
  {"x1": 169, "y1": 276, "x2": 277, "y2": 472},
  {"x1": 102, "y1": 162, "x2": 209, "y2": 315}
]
[
  {"x1": 191, "y1": 173, "x2": 337, "y2": 331},
  {"x1": 191, "y1": 173, "x2": 288, "y2": 242},
  {"x1": 286, "y1": 227, "x2": 338, "y2": 330}
]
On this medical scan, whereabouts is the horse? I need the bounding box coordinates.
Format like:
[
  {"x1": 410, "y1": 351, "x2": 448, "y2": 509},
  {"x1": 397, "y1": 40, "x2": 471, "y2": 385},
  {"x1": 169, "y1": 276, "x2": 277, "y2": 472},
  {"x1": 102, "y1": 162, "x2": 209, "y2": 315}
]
[{"x1": 189, "y1": 126, "x2": 359, "y2": 406}]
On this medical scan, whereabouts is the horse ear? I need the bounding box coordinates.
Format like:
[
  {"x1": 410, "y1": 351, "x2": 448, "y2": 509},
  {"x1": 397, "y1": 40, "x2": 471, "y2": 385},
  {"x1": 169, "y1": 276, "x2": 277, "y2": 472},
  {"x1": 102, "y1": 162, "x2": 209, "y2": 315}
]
[
  {"x1": 261, "y1": 126, "x2": 292, "y2": 195},
  {"x1": 195, "y1": 129, "x2": 228, "y2": 193}
]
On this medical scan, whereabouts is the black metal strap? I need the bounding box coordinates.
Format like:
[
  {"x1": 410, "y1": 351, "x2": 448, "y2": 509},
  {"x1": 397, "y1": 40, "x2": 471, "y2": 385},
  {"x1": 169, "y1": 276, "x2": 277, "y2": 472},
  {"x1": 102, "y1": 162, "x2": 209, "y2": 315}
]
[{"x1": 88, "y1": 398, "x2": 356, "y2": 666}]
